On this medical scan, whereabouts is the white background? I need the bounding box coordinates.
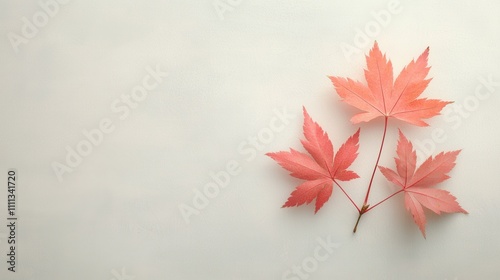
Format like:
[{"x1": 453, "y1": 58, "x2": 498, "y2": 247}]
[{"x1": 1, "y1": 0, "x2": 500, "y2": 279}]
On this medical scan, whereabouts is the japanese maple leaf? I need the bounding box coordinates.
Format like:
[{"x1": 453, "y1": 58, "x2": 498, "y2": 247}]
[
  {"x1": 329, "y1": 42, "x2": 451, "y2": 126},
  {"x1": 378, "y1": 130, "x2": 467, "y2": 237},
  {"x1": 266, "y1": 107, "x2": 360, "y2": 213}
]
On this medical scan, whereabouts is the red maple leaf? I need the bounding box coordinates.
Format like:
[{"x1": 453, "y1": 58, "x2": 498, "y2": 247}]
[
  {"x1": 266, "y1": 107, "x2": 360, "y2": 213},
  {"x1": 378, "y1": 130, "x2": 467, "y2": 237},
  {"x1": 329, "y1": 42, "x2": 451, "y2": 126}
]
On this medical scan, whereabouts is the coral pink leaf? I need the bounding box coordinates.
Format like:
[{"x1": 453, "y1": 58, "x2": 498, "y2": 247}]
[
  {"x1": 267, "y1": 108, "x2": 360, "y2": 213},
  {"x1": 378, "y1": 131, "x2": 466, "y2": 237},
  {"x1": 329, "y1": 42, "x2": 451, "y2": 126}
]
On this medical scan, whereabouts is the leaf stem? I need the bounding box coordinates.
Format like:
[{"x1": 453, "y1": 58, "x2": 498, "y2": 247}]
[
  {"x1": 353, "y1": 117, "x2": 388, "y2": 233},
  {"x1": 363, "y1": 117, "x2": 389, "y2": 205},
  {"x1": 334, "y1": 181, "x2": 361, "y2": 212},
  {"x1": 365, "y1": 189, "x2": 403, "y2": 212},
  {"x1": 352, "y1": 204, "x2": 369, "y2": 233}
]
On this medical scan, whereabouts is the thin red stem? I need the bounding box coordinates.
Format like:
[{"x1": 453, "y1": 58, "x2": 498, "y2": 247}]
[
  {"x1": 365, "y1": 189, "x2": 403, "y2": 212},
  {"x1": 334, "y1": 181, "x2": 361, "y2": 212},
  {"x1": 363, "y1": 117, "x2": 388, "y2": 206},
  {"x1": 352, "y1": 117, "x2": 389, "y2": 233}
]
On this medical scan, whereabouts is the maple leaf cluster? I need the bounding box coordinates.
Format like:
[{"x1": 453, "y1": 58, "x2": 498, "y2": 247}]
[{"x1": 267, "y1": 42, "x2": 467, "y2": 237}]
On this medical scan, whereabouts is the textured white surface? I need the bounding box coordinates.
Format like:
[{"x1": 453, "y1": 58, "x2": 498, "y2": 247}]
[{"x1": 1, "y1": 1, "x2": 499, "y2": 279}]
